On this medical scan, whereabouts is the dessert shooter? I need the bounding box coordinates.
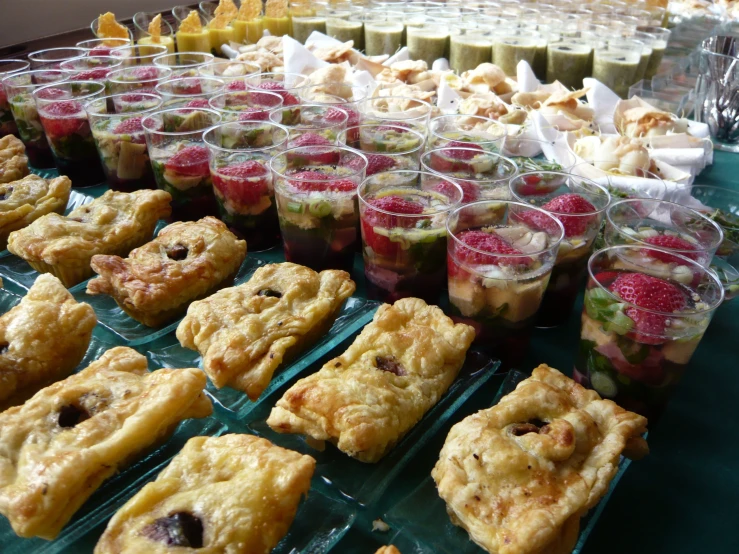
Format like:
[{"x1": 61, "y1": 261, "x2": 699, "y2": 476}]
[
  {"x1": 576, "y1": 245, "x2": 723, "y2": 421},
  {"x1": 406, "y1": 19, "x2": 450, "y2": 68},
  {"x1": 0, "y1": 60, "x2": 30, "y2": 138},
  {"x1": 77, "y1": 38, "x2": 131, "y2": 56},
  {"x1": 358, "y1": 170, "x2": 463, "y2": 303},
  {"x1": 357, "y1": 96, "x2": 433, "y2": 134},
  {"x1": 364, "y1": 13, "x2": 404, "y2": 56},
  {"x1": 447, "y1": 200, "x2": 564, "y2": 368},
  {"x1": 175, "y1": 10, "x2": 212, "y2": 54},
  {"x1": 546, "y1": 37, "x2": 593, "y2": 91},
  {"x1": 271, "y1": 145, "x2": 367, "y2": 271},
  {"x1": 298, "y1": 83, "x2": 368, "y2": 137},
  {"x1": 638, "y1": 25, "x2": 670, "y2": 79},
  {"x1": 510, "y1": 171, "x2": 611, "y2": 327},
  {"x1": 200, "y1": 60, "x2": 260, "y2": 91},
  {"x1": 152, "y1": 52, "x2": 215, "y2": 78},
  {"x1": 155, "y1": 76, "x2": 226, "y2": 109},
  {"x1": 422, "y1": 145, "x2": 518, "y2": 204},
  {"x1": 86, "y1": 93, "x2": 163, "y2": 192},
  {"x1": 143, "y1": 107, "x2": 221, "y2": 221},
  {"x1": 110, "y1": 43, "x2": 169, "y2": 67},
  {"x1": 33, "y1": 81, "x2": 107, "y2": 187},
  {"x1": 450, "y1": 26, "x2": 493, "y2": 74},
  {"x1": 233, "y1": 0, "x2": 264, "y2": 44},
  {"x1": 493, "y1": 32, "x2": 541, "y2": 77},
  {"x1": 27, "y1": 47, "x2": 87, "y2": 70},
  {"x1": 592, "y1": 38, "x2": 643, "y2": 98},
  {"x1": 337, "y1": 123, "x2": 425, "y2": 174},
  {"x1": 290, "y1": 1, "x2": 327, "y2": 44},
  {"x1": 134, "y1": 12, "x2": 176, "y2": 55},
  {"x1": 2, "y1": 69, "x2": 68, "y2": 169},
  {"x1": 269, "y1": 104, "x2": 348, "y2": 145},
  {"x1": 263, "y1": 0, "x2": 290, "y2": 37},
  {"x1": 206, "y1": 0, "x2": 239, "y2": 56},
  {"x1": 247, "y1": 72, "x2": 309, "y2": 126},
  {"x1": 326, "y1": 9, "x2": 364, "y2": 49},
  {"x1": 209, "y1": 89, "x2": 284, "y2": 122},
  {"x1": 107, "y1": 65, "x2": 173, "y2": 95},
  {"x1": 59, "y1": 56, "x2": 123, "y2": 83},
  {"x1": 428, "y1": 114, "x2": 506, "y2": 151},
  {"x1": 205, "y1": 121, "x2": 289, "y2": 250}
]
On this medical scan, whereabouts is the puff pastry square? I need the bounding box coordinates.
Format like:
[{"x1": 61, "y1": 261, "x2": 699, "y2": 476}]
[
  {"x1": 0, "y1": 347, "x2": 212, "y2": 540},
  {"x1": 87, "y1": 217, "x2": 247, "y2": 327},
  {"x1": 432, "y1": 364, "x2": 649, "y2": 554},
  {"x1": 176, "y1": 262, "x2": 356, "y2": 400},
  {"x1": 267, "y1": 298, "x2": 476, "y2": 463},
  {"x1": 94, "y1": 434, "x2": 315, "y2": 554},
  {"x1": 0, "y1": 274, "x2": 96, "y2": 411},
  {"x1": 7, "y1": 189, "x2": 172, "y2": 287},
  {"x1": 0, "y1": 136, "x2": 29, "y2": 184},
  {"x1": 0, "y1": 174, "x2": 71, "y2": 250}
]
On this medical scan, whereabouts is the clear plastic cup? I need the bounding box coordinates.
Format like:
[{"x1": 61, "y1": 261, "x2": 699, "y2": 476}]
[
  {"x1": 637, "y1": 25, "x2": 671, "y2": 79},
  {"x1": 33, "y1": 80, "x2": 107, "y2": 187},
  {"x1": 576, "y1": 245, "x2": 723, "y2": 421},
  {"x1": 142, "y1": 107, "x2": 221, "y2": 220},
  {"x1": 510, "y1": 171, "x2": 611, "y2": 327},
  {"x1": 59, "y1": 56, "x2": 123, "y2": 83},
  {"x1": 208, "y1": 90, "x2": 285, "y2": 122},
  {"x1": 450, "y1": 25, "x2": 493, "y2": 74},
  {"x1": 199, "y1": 60, "x2": 261, "y2": 91},
  {"x1": 76, "y1": 38, "x2": 132, "y2": 56},
  {"x1": 27, "y1": 47, "x2": 87, "y2": 70},
  {"x1": 269, "y1": 104, "x2": 349, "y2": 145},
  {"x1": 110, "y1": 44, "x2": 170, "y2": 67},
  {"x1": 447, "y1": 200, "x2": 564, "y2": 368},
  {"x1": 407, "y1": 20, "x2": 450, "y2": 67},
  {"x1": 298, "y1": 83, "x2": 369, "y2": 134},
  {"x1": 363, "y1": 13, "x2": 405, "y2": 56},
  {"x1": 358, "y1": 170, "x2": 463, "y2": 303},
  {"x1": 337, "y1": 123, "x2": 425, "y2": 174},
  {"x1": 0, "y1": 60, "x2": 31, "y2": 138},
  {"x1": 2, "y1": 69, "x2": 68, "y2": 168},
  {"x1": 204, "y1": 121, "x2": 290, "y2": 251},
  {"x1": 428, "y1": 114, "x2": 506, "y2": 151},
  {"x1": 133, "y1": 11, "x2": 176, "y2": 55},
  {"x1": 271, "y1": 145, "x2": 367, "y2": 271},
  {"x1": 85, "y1": 93, "x2": 163, "y2": 192},
  {"x1": 357, "y1": 96, "x2": 433, "y2": 134},
  {"x1": 592, "y1": 38, "x2": 643, "y2": 98},
  {"x1": 107, "y1": 65, "x2": 173, "y2": 95},
  {"x1": 246, "y1": 72, "x2": 310, "y2": 114},
  {"x1": 155, "y1": 76, "x2": 226, "y2": 109},
  {"x1": 152, "y1": 52, "x2": 215, "y2": 77}
]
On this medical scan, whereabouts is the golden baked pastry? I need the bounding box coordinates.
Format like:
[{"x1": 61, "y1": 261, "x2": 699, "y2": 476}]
[
  {"x1": 376, "y1": 547, "x2": 401, "y2": 554},
  {"x1": 94, "y1": 434, "x2": 315, "y2": 553},
  {"x1": 0, "y1": 274, "x2": 96, "y2": 411},
  {"x1": 87, "y1": 217, "x2": 247, "y2": 327},
  {"x1": 176, "y1": 262, "x2": 355, "y2": 400},
  {"x1": 0, "y1": 347, "x2": 212, "y2": 540},
  {"x1": 7, "y1": 189, "x2": 172, "y2": 287},
  {"x1": 267, "y1": 298, "x2": 476, "y2": 463},
  {"x1": 432, "y1": 364, "x2": 649, "y2": 554},
  {"x1": 0, "y1": 136, "x2": 29, "y2": 184},
  {"x1": 0, "y1": 174, "x2": 72, "y2": 250}
]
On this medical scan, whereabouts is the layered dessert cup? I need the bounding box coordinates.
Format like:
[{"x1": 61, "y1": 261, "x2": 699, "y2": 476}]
[
  {"x1": 109, "y1": 43, "x2": 170, "y2": 67},
  {"x1": 27, "y1": 47, "x2": 87, "y2": 69},
  {"x1": 338, "y1": 123, "x2": 425, "y2": 175},
  {"x1": 155, "y1": 76, "x2": 226, "y2": 109},
  {"x1": 86, "y1": 93, "x2": 163, "y2": 192},
  {"x1": 107, "y1": 65, "x2": 173, "y2": 95},
  {"x1": 33, "y1": 80, "x2": 107, "y2": 186},
  {"x1": 142, "y1": 107, "x2": 221, "y2": 220},
  {"x1": 271, "y1": 145, "x2": 368, "y2": 271},
  {"x1": 77, "y1": 38, "x2": 131, "y2": 56},
  {"x1": 447, "y1": 200, "x2": 564, "y2": 368},
  {"x1": 510, "y1": 171, "x2": 611, "y2": 327},
  {"x1": 358, "y1": 170, "x2": 463, "y2": 303},
  {"x1": 298, "y1": 83, "x2": 368, "y2": 142},
  {"x1": 205, "y1": 121, "x2": 290, "y2": 251},
  {"x1": 357, "y1": 96, "x2": 432, "y2": 134},
  {"x1": 246, "y1": 72, "x2": 310, "y2": 126},
  {"x1": 208, "y1": 89, "x2": 284, "y2": 123},
  {"x1": 2, "y1": 69, "x2": 68, "y2": 169},
  {"x1": 152, "y1": 52, "x2": 215, "y2": 78},
  {"x1": 199, "y1": 60, "x2": 261, "y2": 91},
  {"x1": 269, "y1": 104, "x2": 349, "y2": 145},
  {"x1": 0, "y1": 60, "x2": 31, "y2": 138},
  {"x1": 59, "y1": 56, "x2": 123, "y2": 83},
  {"x1": 576, "y1": 245, "x2": 724, "y2": 421}
]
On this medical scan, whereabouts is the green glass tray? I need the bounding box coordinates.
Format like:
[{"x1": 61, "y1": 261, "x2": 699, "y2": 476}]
[
  {"x1": 379, "y1": 370, "x2": 634, "y2": 554},
  {"x1": 147, "y1": 296, "x2": 381, "y2": 420},
  {"x1": 73, "y1": 257, "x2": 267, "y2": 346}
]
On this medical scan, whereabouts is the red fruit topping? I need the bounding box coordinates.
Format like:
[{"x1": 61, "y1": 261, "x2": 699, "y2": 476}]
[
  {"x1": 370, "y1": 195, "x2": 424, "y2": 216},
  {"x1": 113, "y1": 116, "x2": 146, "y2": 143},
  {"x1": 238, "y1": 108, "x2": 270, "y2": 122},
  {"x1": 73, "y1": 68, "x2": 110, "y2": 81},
  {"x1": 226, "y1": 81, "x2": 247, "y2": 91},
  {"x1": 609, "y1": 272, "x2": 688, "y2": 344},
  {"x1": 165, "y1": 145, "x2": 210, "y2": 177},
  {"x1": 290, "y1": 132, "x2": 331, "y2": 147},
  {"x1": 40, "y1": 100, "x2": 87, "y2": 137},
  {"x1": 539, "y1": 193, "x2": 597, "y2": 238},
  {"x1": 347, "y1": 153, "x2": 394, "y2": 176},
  {"x1": 324, "y1": 107, "x2": 348, "y2": 123},
  {"x1": 433, "y1": 180, "x2": 477, "y2": 204},
  {"x1": 119, "y1": 93, "x2": 148, "y2": 103},
  {"x1": 518, "y1": 174, "x2": 555, "y2": 196},
  {"x1": 88, "y1": 46, "x2": 113, "y2": 56},
  {"x1": 451, "y1": 230, "x2": 530, "y2": 272},
  {"x1": 184, "y1": 98, "x2": 209, "y2": 109},
  {"x1": 43, "y1": 100, "x2": 83, "y2": 117},
  {"x1": 428, "y1": 145, "x2": 484, "y2": 174},
  {"x1": 257, "y1": 81, "x2": 298, "y2": 105},
  {"x1": 213, "y1": 160, "x2": 269, "y2": 205},
  {"x1": 175, "y1": 82, "x2": 203, "y2": 95},
  {"x1": 36, "y1": 87, "x2": 66, "y2": 100},
  {"x1": 288, "y1": 171, "x2": 355, "y2": 192},
  {"x1": 643, "y1": 235, "x2": 699, "y2": 263},
  {"x1": 132, "y1": 66, "x2": 159, "y2": 81},
  {"x1": 442, "y1": 141, "x2": 484, "y2": 159}
]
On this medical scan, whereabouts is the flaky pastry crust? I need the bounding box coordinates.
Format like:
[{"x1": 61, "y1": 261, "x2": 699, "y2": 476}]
[
  {"x1": 94, "y1": 434, "x2": 315, "y2": 554},
  {"x1": 0, "y1": 175, "x2": 71, "y2": 249},
  {"x1": 177, "y1": 262, "x2": 355, "y2": 399},
  {"x1": 7, "y1": 189, "x2": 172, "y2": 287},
  {"x1": 432, "y1": 364, "x2": 648, "y2": 554},
  {"x1": 0, "y1": 136, "x2": 29, "y2": 184},
  {"x1": 87, "y1": 217, "x2": 246, "y2": 327},
  {"x1": 0, "y1": 347, "x2": 212, "y2": 540},
  {"x1": 0, "y1": 274, "x2": 96, "y2": 410},
  {"x1": 267, "y1": 298, "x2": 476, "y2": 463}
]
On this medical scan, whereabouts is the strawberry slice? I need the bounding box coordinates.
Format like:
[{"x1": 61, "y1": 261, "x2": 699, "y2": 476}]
[
  {"x1": 287, "y1": 134, "x2": 339, "y2": 164},
  {"x1": 609, "y1": 272, "x2": 688, "y2": 344},
  {"x1": 184, "y1": 98, "x2": 209, "y2": 109},
  {"x1": 324, "y1": 107, "x2": 349, "y2": 124},
  {"x1": 257, "y1": 81, "x2": 298, "y2": 105},
  {"x1": 361, "y1": 195, "x2": 424, "y2": 257},
  {"x1": 165, "y1": 145, "x2": 210, "y2": 177},
  {"x1": 290, "y1": 132, "x2": 331, "y2": 147},
  {"x1": 643, "y1": 235, "x2": 699, "y2": 263},
  {"x1": 113, "y1": 116, "x2": 146, "y2": 144},
  {"x1": 88, "y1": 45, "x2": 113, "y2": 56},
  {"x1": 451, "y1": 230, "x2": 531, "y2": 273},
  {"x1": 238, "y1": 108, "x2": 270, "y2": 122},
  {"x1": 428, "y1": 142, "x2": 485, "y2": 174},
  {"x1": 443, "y1": 141, "x2": 484, "y2": 158},
  {"x1": 518, "y1": 193, "x2": 596, "y2": 238},
  {"x1": 226, "y1": 81, "x2": 247, "y2": 91},
  {"x1": 72, "y1": 68, "x2": 111, "y2": 81},
  {"x1": 433, "y1": 179, "x2": 477, "y2": 204},
  {"x1": 213, "y1": 160, "x2": 269, "y2": 205},
  {"x1": 132, "y1": 66, "x2": 159, "y2": 81},
  {"x1": 288, "y1": 170, "x2": 355, "y2": 192},
  {"x1": 36, "y1": 87, "x2": 67, "y2": 100},
  {"x1": 40, "y1": 100, "x2": 87, "y2": 137},
  {"x1": 346, "y1": 153, "x2": 394, "y2": 176}
]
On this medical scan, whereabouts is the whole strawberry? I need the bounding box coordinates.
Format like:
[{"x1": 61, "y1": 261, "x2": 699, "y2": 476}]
[
  {"x1": 643, "y1": 235, "x2": 699, "y2": 264},
  {"x1": 362, "y1": 196, "x2": 425, "y2": 257},
  {"x1": 346, "y1": 153, "x2": 394, "y2": 176},
  {"x1": 450, "y1": 230, "x2": 530, "y2": 276},
  {"x1": 520, "y1": 193, "x2": 596, "y2": 238}
]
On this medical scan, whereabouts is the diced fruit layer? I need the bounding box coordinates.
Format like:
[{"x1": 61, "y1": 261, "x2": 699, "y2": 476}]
[
  {"x1": 165, "y1": 145, "x2": 210, "y2": 176},
  {"x1": 362, "y1": 195, "x2": 425, "y2": 257}
]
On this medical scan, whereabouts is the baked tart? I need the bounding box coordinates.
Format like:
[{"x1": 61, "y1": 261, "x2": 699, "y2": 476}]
[
  {"x1": 0, "y1": 346, "x2": 211, "y2": 539},
  {"x1": 87, "y1": 217, "x2": 247, "y2": 327},
  {"x1": 267, "y1": 298, "x2": 476, "y2": 463},
  {"x1": 0, "y1": 274, "x2": 96, "y2": 411},
  {"x1": 0, "y1": 174, "x2": 71, "y2": 250},
  {"x1": 432, "y1": 364, "x2": 649, "y2": 554},
  {"x1": 7, "y1": 189, "x2": 171, "y2": 287},
  {"x1": 94, "y1": 434, "x2": 315, "y2": 553},
  {"x1": 0, "y1": 136, "x2": 29, "y2": 184},
  {"x1": 176, "y1": 262, "x2": 355, "y2": 400}
]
